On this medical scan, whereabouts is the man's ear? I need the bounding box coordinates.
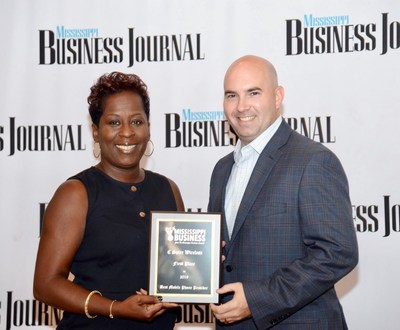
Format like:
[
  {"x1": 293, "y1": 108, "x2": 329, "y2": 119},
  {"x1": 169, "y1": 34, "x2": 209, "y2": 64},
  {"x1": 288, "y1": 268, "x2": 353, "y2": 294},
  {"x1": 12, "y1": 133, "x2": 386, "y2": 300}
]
[{"x1": 275, "y1": 85, "x2": 285, "y2": 109}]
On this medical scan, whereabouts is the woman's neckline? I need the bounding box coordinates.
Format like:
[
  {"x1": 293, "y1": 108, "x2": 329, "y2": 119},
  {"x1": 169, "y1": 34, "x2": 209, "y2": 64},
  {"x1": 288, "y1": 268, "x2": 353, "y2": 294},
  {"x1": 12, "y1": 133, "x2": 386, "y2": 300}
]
[{"x1": 93, "y1": 165, "x2": 146, "y2": 185}]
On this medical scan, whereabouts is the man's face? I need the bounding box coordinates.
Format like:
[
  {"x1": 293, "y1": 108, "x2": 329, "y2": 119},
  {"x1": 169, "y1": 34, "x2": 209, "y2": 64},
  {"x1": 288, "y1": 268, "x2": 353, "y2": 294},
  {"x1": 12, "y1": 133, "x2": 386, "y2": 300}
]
[{"x1": 223, "y1": 60, "x2": 284, "y2": 145}]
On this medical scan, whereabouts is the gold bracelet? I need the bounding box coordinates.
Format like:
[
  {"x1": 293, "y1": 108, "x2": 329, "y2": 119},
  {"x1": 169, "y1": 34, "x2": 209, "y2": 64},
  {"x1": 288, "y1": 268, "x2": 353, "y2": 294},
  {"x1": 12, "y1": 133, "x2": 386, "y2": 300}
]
[
  {"x1": 84, "y1": 290, "x2": 102, "y2": 319},
  {"x1": 109, "y1": 300, "x2": 117, "y2": 319}
]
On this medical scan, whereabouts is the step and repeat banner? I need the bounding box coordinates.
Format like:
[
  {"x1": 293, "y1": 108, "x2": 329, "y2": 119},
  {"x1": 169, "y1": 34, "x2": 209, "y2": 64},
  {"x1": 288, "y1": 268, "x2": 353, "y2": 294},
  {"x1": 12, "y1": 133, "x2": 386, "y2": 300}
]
[{"x1": 0, "y1": 1, "x2": 399, "y2": 329}]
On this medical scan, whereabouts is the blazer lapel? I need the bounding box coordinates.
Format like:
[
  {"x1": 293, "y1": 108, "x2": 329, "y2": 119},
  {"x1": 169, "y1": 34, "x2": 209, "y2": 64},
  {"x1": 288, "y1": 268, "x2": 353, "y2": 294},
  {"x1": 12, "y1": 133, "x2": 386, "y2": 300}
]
[
  {"x1": 229, "y1": 121, "x2": 293, "y2": 244},
  {"x1": 212, "y1": 153, "x2": 235, "y2": 243}
]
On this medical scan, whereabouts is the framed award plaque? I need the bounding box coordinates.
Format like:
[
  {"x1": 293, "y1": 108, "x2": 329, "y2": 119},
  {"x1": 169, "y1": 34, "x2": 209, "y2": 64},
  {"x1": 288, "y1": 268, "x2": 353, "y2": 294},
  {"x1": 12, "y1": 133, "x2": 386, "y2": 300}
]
[{"x1": 148, "y1": 211, "x2": 222, "y2": 303}]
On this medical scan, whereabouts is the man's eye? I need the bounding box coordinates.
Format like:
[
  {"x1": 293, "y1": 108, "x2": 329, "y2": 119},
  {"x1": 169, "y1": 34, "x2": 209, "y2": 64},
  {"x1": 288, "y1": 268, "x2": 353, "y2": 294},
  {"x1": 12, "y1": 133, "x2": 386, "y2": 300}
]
[{"x1": 225, "y1": 94, "x2": 236, "y2": 99}]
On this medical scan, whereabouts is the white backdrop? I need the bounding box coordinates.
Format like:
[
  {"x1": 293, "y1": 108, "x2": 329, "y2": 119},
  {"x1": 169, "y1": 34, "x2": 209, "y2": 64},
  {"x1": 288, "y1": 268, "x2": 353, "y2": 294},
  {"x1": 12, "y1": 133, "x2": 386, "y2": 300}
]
[{"x1": 1, "y1": 1, "x2": 399, "y2": 329}]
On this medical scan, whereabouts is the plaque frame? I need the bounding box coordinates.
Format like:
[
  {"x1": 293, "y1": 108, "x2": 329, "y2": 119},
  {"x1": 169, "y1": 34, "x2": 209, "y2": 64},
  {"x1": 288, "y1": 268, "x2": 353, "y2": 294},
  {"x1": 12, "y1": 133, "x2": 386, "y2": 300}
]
[{"x1": 148, "y1": 211, "x2": 222, "y2": 303}]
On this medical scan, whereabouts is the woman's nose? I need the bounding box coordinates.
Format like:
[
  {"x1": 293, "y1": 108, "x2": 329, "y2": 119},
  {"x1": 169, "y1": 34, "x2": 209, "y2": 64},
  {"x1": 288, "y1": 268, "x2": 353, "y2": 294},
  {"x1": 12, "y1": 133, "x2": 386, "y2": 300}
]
[{"x1": 120, "y1": 122, "x2": 135, "y2": 137}]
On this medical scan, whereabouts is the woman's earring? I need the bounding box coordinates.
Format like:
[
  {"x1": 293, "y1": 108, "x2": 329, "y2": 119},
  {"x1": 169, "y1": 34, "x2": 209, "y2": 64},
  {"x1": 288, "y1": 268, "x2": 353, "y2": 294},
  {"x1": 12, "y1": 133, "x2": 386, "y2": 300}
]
[
  {"x1": 93, "y1": 142, "x2": 101, "y2": 158},
  {"x1": 144, "y1": 140, "x2": 154, "y2": 157}
]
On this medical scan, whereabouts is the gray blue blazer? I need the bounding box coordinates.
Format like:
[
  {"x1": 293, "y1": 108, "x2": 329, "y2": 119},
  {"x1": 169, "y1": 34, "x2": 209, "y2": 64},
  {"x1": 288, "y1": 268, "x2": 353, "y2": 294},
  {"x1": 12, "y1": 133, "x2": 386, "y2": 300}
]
[{"x1": 208, "y1": 120, "x2": 358, "y2": 329}]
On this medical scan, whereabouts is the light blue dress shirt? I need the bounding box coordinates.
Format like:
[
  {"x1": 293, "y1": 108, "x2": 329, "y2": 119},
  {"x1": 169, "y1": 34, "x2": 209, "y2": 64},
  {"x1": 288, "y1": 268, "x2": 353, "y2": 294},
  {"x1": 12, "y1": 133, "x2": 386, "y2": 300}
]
[{"x1": 225, "y1": 116, "x2": 282, "y2": 238}]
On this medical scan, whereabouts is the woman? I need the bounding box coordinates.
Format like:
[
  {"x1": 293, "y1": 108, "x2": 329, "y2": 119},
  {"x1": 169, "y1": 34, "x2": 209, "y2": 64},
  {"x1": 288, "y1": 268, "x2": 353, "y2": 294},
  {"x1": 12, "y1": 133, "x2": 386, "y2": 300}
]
[{"x1": 34, "y1": 72, "x2": 184, "y2": 329}]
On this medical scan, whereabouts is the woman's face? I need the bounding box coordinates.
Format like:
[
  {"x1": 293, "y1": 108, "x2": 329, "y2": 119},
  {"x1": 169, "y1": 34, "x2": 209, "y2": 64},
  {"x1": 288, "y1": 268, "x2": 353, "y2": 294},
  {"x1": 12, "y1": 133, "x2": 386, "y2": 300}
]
[{"x1": 92, "y1": 90, "x2": 150, "y2": 172}]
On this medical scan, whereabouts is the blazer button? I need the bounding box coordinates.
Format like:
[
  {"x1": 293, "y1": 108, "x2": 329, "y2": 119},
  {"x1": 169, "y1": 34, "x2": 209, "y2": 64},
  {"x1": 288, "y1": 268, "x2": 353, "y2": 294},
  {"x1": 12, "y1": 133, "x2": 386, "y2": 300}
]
[{"x1": 225, "y1": 265, "x2": 233, "y2": 272}]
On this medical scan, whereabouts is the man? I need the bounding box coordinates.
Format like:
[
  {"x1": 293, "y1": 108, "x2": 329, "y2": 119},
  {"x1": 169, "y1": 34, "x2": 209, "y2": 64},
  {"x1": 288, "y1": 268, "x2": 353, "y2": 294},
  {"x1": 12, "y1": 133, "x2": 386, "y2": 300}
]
[{"x1": 208, "y1": 55, "x2": 358, "y2": 329}]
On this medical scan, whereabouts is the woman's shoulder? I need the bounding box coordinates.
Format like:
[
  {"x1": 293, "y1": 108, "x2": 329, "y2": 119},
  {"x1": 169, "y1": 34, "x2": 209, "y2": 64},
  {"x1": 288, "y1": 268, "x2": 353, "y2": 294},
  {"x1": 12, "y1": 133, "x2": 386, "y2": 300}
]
[
  {"x1": 144, "y1": 169, "x2": 170, "y2": 183},
  {"x1": 68, "y1": 166, "x2": 97, "y2": 181}
]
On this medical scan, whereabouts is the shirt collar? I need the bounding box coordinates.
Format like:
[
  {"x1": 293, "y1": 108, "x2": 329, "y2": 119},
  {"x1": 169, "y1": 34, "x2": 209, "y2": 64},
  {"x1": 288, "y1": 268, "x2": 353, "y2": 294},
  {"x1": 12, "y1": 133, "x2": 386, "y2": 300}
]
[{"x1": 233, "y1": 116, "x2": 282, "y2": 162}]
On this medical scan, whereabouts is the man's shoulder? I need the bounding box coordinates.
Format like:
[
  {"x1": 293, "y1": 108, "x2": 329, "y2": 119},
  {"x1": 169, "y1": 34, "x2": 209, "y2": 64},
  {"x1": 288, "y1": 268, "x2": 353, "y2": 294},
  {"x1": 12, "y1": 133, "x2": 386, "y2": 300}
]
[
  {"x1": 289, "y1": 129, "x2": 331, "y2": 152},
  {"x1": 215, "y1": 151, "x2": 234, "y2": 166}
]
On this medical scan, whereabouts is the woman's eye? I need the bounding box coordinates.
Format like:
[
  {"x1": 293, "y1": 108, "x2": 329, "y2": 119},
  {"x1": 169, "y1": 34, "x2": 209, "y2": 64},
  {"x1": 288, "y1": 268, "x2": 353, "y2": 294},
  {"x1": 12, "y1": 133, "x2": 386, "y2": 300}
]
[
  {"x1": 132, "y1": 119, "x2": 143, "y2": 125},
  {"x1": 109, "y1": 120, "x2": 120, "y2": 125}
]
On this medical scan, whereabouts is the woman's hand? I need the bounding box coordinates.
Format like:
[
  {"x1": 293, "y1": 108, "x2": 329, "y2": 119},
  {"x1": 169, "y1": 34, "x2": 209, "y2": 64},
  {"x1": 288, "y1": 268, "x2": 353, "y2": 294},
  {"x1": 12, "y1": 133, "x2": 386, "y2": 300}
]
[{"x1": 114, "y1": 290, "x2": 178, "y2": 321}]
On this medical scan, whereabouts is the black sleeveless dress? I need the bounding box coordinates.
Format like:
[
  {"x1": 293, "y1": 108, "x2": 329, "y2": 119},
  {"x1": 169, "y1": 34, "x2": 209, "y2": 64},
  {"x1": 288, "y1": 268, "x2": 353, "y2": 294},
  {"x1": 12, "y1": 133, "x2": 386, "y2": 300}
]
[{"x1": 57, "y1": 166, "x2": 178, "y2": 329}]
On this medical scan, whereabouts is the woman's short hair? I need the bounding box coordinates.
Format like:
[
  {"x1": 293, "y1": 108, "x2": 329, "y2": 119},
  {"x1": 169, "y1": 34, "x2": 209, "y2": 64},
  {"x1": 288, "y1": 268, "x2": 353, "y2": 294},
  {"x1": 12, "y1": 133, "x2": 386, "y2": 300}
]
[{"x1": 88, "y1": 72, "x2": 150, "y2": 126}]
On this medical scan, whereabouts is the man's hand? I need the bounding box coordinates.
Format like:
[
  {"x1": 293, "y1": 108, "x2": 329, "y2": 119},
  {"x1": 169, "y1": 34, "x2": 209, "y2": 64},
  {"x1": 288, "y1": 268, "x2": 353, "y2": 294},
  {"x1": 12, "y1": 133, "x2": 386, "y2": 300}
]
[{"x1": 210, "y1": 282, "x2": 251, "y2": 324}]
